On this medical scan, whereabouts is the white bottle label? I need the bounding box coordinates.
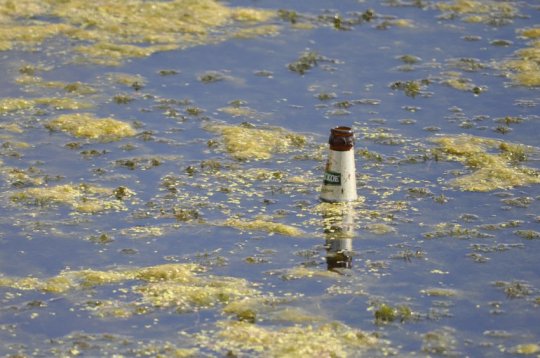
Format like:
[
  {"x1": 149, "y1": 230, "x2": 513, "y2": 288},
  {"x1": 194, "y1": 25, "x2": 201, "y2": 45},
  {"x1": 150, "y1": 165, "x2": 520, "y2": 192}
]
[{"x1": 320, "y1": 149, "x2": 357, "y2": 202}]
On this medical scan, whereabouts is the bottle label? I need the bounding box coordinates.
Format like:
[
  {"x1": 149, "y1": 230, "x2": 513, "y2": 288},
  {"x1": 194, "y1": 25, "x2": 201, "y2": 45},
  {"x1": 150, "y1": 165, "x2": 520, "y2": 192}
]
[{"x1": 323, "y1": 171, "x2": 341, "y2": 186}]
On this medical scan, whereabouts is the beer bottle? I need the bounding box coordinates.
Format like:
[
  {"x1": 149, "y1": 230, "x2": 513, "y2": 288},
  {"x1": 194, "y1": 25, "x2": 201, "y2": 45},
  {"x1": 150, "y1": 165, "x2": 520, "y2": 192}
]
[{"x1": 320, "y1": 126, "x2": 358, "y2": 202}]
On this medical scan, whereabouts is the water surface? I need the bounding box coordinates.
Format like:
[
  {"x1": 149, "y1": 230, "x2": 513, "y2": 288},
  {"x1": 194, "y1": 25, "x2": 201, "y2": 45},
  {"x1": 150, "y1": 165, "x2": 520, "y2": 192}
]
[{"x1": 0, "y1": 0, "x2": 539, "y2": 356}]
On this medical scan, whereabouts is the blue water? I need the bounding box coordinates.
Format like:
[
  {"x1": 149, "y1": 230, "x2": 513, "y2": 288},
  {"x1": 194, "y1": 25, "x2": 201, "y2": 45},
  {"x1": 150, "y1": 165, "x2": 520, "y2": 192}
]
[{"x1": 1, "y1": 0, "x2": 540, "y2": 356}]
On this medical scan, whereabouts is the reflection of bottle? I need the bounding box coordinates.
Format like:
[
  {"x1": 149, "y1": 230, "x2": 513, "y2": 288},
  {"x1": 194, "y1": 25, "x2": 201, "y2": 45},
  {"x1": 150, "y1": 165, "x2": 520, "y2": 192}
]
[
  {"x1": 324, "y1": 204, "x2": 354, "y2": 270},
  {"x1": 326, "y1": 237, "x2": 353, "y2": 269},
  {"x1": 320, "y1": 126, "x2": 357, "y2": 203}
]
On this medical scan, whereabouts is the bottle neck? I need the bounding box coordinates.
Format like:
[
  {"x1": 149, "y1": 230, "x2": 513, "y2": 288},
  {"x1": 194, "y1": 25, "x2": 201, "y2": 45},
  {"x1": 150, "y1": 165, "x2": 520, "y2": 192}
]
[{"x1": 329, "y1": 126, "x2": 354, "y2": 151}]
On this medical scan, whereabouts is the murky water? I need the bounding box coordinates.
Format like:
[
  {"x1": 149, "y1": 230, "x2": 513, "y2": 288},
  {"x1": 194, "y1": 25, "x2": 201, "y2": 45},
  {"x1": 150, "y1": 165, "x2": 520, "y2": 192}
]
[{"x1": 1, "y1": 0, "x2": 539, "y2": 356}]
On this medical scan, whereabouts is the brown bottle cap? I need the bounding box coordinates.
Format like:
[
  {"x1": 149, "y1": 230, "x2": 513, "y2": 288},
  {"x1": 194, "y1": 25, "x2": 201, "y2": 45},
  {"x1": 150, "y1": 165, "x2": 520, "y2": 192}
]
[{"x1": 328, "y1": 126, "x2": 354, "y2": 151}]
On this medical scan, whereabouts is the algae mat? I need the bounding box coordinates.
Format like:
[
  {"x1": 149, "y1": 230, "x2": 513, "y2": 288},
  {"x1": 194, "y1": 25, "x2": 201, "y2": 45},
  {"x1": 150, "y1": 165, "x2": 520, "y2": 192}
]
[
  {"x1": 0, "y1": 0, "x2": 276, "y2": 65},
  {"x1": 0, "y1": 0, "x2": 540, "y2": 357}
]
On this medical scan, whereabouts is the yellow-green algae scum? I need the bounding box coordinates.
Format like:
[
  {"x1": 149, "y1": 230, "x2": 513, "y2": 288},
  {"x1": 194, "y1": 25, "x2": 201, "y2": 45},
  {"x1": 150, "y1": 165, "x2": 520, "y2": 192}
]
[
  {"x1": 0, "y1": 0, "x2": 277, "y2": 66},
  {"x1": 0, "y1": 0, "x2": 540, "y2": 356},
  {"x1": 0, "y1": 263, "x2": 378, "y2": 356},
  {"x1": 430, "y1": 135, "x2": 540, "y2": 192},
  {"x1": 435, "y1": 1, "x2": 540, "y2": 87},
  {"x1": 0, "y1": 0, "x2": 278, "y2": 214},
  {"x1": 0, "y1": 1, "x2": 382, "y2": 356}
]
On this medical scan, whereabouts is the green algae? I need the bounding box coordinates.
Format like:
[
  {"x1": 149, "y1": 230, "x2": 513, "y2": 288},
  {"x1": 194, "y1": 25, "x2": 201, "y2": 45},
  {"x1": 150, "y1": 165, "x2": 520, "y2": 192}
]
[
  {"x1": 115, "y1": 155, "x2": 180, "y2": 171},
  {"x1": 431, "y1": 135, "x2": 540, "y2": 191},
  {"x1": 308, "y1": 198, "x2": 409, "y2": 241},
  {"x1": 0, "y1": 331, "x2": 199, "y2": 357},
  {"x1": 390, "y1": 80, "x2": 426, "y2": 98},
  {"x1": 2, "y1": 166, "x2": 45, "y2": 187},
  {"x1": 519, "y1": 28, "x2": 540, "y2": 39},
  {"x1": 435, "y1": 0, "x2": 519, "y2": 24},
  {"x1": 233, "y1": 24, "x2": 280, "y2": 39},
  {"x1": 399, "y1": 54, "x2": 422, "y2": 64},
  {"x1": 512, "y1": 343, "x2": 540, "y2": 355},
  {"x1": 374, "y1": 304, "x2": 396, "y2": 323},
  {"x1": 277, "y1": 8, "x2": 376, "y2": 31},
  {"x1": 46, "y1": 113, "x2": 136, "y2": 141},
  {"x1": 0, "y1": 139, "x2": 30, "y2": 150},
  {"x1": 196, "y1": 320, "x2": 377, "y2": 357},
  {"x1": 83, "y1": 299, "x2": 135, "y2": 319},
  {"x1": 497, "y1": 27, "x2": 540, "y2": 87},
  {"x1": 423, "y1": 222, "x2": 488, "y2": 240},
  {"x1": 0, "y1": 22, "x2": 72, "y2": 51},
  {"x1": 0, "y1": 97, "x2": 92, "y2": 114},
  {"x1": 198, "y1": 71, "x2": 228, "y2": 83},
  {"x1": 14, "y1": 74, "x2": 96, "y2": 95},
  {"x1": 63, "y1": 82, "x2": 98, "y2": 95},
  {"x1": 288, "y1": 51, "x2": 320, "y2": 75},
  {"x1": 422, "y1": 328, "x2": 458, "y2": 356},
  {"x1": 363, "y1": 127, "x2": 407, "y2": 145},
  {"x1": 121, "y1": 225, "x2": 165, "y2": 239},
  {"x1": 514, "y1": 230, "x2": 540, "y2": 240},
  {"x1": 379, "y1": 18, "x2": 414, "y2": 29},
  {"x1": 420, "y1": 288, "x2": 458, "y2": 297},
  {"x1": 107, "y1": 72, "x2": 147, "y2": 88},
  {"x1": 9, "y1": 183, "x2": 129, "y2": 213},
  {"x1": 156, "y1": 159, "x2": 320, "y2": 237},
  {"x1": 221, "y1": 218, "x2": 304, "y2": 237},
  {"x1": 113, "y1": 94, "x2": 134, "y2": 105},
  {"x1": 276, "y1": 266, "x2": 341, "y2": 280},
  {"x1": 223, "y1": 298, "x2": 260, "y2": 322},
  {"x1": 35, "y1": 98, "x2": 94, "y2": 110},
  {"x1": 130, "y1": 344, "x2": 199, "y2": 358},
  {"x1": 75, "y1": 42, "x2": 179, "y2": 67},
  {"x1": 268, "y1": 307, "x2": 326, "y2": 324},
  {"x1": 0, "y1": 3, "x2": 537, "y2": 355},
  {"x1": 365, "y1": 223, "x2": 396, "y2": 235},
  {"x1": 205, "y1": 123, "x2": 306, "y2": 161},
  {"x1": 0, "y1": 263, "x2": 260, "y2": 315},
  {"x1": 441, "y1": 71, "x2": 481, "y2": 93},
  {"x1": 0, "y1": 0, "x2": 277, "y2": 65},
  {"x1": 374, "y1": 304, "x2": 412, "y2": 324},
  {"x1": 494, "y1": 280, "x2": 532, "y2": 299},
  {"x1": 218, "y1": 105, "x2": 269, "y2": 119},
  {"x1": 136, "y1": 275, "x2": 258, "y2": 312},
  {"x1": 0, "y1": 123, "x2": 23, "y2": 133},
  {"x1": 15, "y1": 75, "x2": 67, "y2": 89}
]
